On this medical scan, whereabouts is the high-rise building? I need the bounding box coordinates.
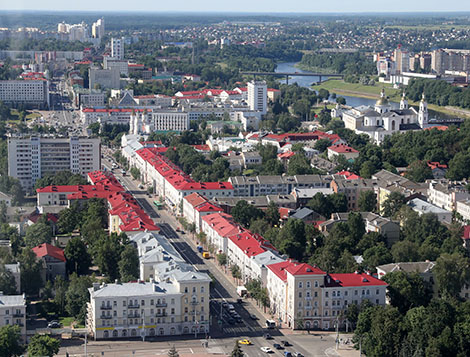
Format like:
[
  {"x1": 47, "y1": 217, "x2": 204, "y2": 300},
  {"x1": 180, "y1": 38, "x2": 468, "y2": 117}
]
[
  {"x1": 247, "y1": 80, "x2": 267, "y2": 115},
  {"x1": 0, "y1": 80, "x2": 49, "y2": 108},
  {"x1": 89, "y1": 67, "x2": 121, "y2": 90},
  {"x1": 8, "y1": 136, "x2": 101, "y2": 191},
  {"x1": 92, "y1": 18, "x2": 105, "y2": 39},
  {"x1": 393, "y1": 48, "x2": 410, "y2": 74},
  {"x1": 111, "y1": 38, "x2": 124, "y2": 60}
]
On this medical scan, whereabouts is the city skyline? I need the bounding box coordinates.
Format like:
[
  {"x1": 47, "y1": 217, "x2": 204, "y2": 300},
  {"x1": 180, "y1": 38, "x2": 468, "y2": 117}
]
[{"x1": 1, "y1": 0, "x2": 470, "y2": 13}]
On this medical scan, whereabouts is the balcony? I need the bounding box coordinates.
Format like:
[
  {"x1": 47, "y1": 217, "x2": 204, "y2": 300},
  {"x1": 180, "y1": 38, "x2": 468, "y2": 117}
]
[
  {"x1": 13, "y1": 313, "x2": 24, "y2": 317},
  {"x1": 128, "y1": 314, "x2": 141, "y2": 318},
  {"x1": 155, "y1": 303, "x2": 167, "y2": 307},
  {"x1": 100, "y1": 315, "x2": 113, "y2": 319},
  {"x1": 128, "y1": 303, "x2": 140, "y2": 308},
  {"x1": 304, "y1": 306, "x2": 312, "y2": 310},
  {"x1": 100, "y1": 305, "x2": 112, "y2": 310},
  {"x1": 190, "y1": 301, "x2": 199, "y2": 305},
  {"x1": 155, "y1": 312, "x2": 167, "y2": 317}
]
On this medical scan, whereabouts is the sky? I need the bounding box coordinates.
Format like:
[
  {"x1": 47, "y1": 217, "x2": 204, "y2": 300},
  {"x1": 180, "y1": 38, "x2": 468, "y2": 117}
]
[{"x1": 3, "y1": 0, "x2": 470, "y2": 13}]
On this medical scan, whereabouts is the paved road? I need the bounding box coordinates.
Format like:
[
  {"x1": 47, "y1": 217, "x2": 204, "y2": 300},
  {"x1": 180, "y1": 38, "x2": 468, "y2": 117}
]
[{"x1": 97, "y1": 154, "x2": 339, "y2": 357}]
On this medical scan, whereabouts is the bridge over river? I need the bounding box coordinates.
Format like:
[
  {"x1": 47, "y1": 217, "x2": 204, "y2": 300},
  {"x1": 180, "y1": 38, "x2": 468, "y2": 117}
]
[{"x1": 240, "y1": 71, "x2": 343, "y2": 84}]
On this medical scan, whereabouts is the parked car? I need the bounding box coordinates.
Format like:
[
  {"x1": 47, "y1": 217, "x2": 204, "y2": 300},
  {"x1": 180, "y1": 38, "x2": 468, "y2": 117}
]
[
  {"x1": 284, "y1": 352, "x2": 292, "y2": 357},
  {"x1": 293, "y1": 353, "x2": 304, "y2": 357},
  {"x1": 249, "y1": 313, "x2": 258, "y2": 320},
  {"x1": 238, "y1": 339, "x2": 252, "y2": 345}
]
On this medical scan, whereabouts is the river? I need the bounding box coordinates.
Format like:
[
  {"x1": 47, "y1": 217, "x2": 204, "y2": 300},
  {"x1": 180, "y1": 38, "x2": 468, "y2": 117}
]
[{"x1": 275, "y1": 62, "x2": 397, "y2": 108}]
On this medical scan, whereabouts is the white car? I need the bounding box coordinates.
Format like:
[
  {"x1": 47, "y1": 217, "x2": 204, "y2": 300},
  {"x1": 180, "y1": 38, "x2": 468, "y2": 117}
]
[{"x1": 261, "y1": 347, "x2": 273, "y2": 353}]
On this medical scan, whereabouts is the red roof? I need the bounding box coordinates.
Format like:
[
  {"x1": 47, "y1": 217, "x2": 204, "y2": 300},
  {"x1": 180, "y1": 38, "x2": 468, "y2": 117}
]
[
  {"x1": 425, "y1": 126, "x2": 449, "y2": 131},
  {"x1": 336, "y1": 170, "x2": 361, "y2": 180},
  {"x1": 267, "y1": 261, "x2": 292, "y2": 282},
  {"x1": 267, "y1": 88, "x2": 280, "y2": 92},
  {"x1": 28, "y1": 212, "x2": 59, "y2": 224},
  {"x1": 463, "y1": 225, "x2": 470, "y2": 240},
  {"x1": 427, "y1": 161, "x2": 448, "y2": 170},
  {"x1": 285, "y1": 262, "x2": 325, "y2": 276},
  {"x1": 32, "y1": 243, "x2": 66, "y2": 262},
  {"x1": 327, "y1": 273, "x2": 388, "y2": 287},
  {"x1": 278, "y1": 151, "x2": 295, "y2": 159},
  {"x1": 328, "y1": 144, "x2": 359, "y2": 154},
  {"x1": 279, "y1": 207, "x2": 292, "y2": 220},
  {"x1": 184, "y1": 192, "x2": 208, "y2": 208},
  {"x1": 195, "y1": 202, "x2": 223, "y2": 213},
  {"x1": 202, "y1": 213, "x2": 241, "y2": 237},
  {"x1": 228, "y1": 231, "x2": 269, "y2": 258},
  {"x1": 192, "y1": 144, "x2": 211, "y2": 152}
]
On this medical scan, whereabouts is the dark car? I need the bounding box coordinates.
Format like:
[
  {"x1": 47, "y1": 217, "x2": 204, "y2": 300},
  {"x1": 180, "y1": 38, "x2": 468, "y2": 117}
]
[
  {"x1": 236, "y1": 317, "x2": 243, "y2": 323},
  {"x1": 48, "y1": 322, "x2": 61, "y2": 329},
  {"x1": 281, "y1": 341, "x2": 292, "y2": 347},
  {"x1": 250, "y1": 313, "x2": 258, "y2": 320},
  {"x1": 227, "y1": 317, "x2": 235, "y2": 324},
  {"x1": 273, "y1": 343, "x2": 284, "y2": 350},
  {"x1": 264, "y1": 334, "x2": 273, "y2": 340}
]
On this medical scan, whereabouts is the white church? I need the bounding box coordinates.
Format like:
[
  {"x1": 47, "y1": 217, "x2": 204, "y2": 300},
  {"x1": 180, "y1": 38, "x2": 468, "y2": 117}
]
[{"x1": 339, "y1": 89, "x2": 428, "y2": 144}]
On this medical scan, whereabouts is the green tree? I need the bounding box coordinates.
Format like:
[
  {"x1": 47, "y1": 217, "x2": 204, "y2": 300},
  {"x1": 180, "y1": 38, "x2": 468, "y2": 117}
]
[
  {"x1": 92, "y1": 233, "x2": 124, "y2": 280},
  {"x1": 216, "y1": 253, "x2": 227, "y2": 266},
  {"x1": 231, "y1": 341, "x2": 244, "y2": 357},
  {"x1": 57, "y1": 206, "x2": 80, "y2": 234},
  {"x1": 231, "y1": 200, "x2": 264, "y2": 227},
  {"x1": 358, "y1": 190, "x2": 377, "y2": 212},
  {"x1": 363, "y1": 242, "x2": 393, "y2": 268},
  {"x1": 53, "y1": 276, "x2": 68, "y2": 316},
  {"x1": 314, "y1": 138, "x2": 331, "y2": 153},
  {"x1": 0, "y1": 265, "x2": 16, "y2": 295},
  {"x1": 447, "y1": 152, "x2": 470, "y2": 180},
  {"x1": 383, "y1": 271, "x2": 432, "y2": 313},
  {"x1": 19, "y1": 248, "x2": 43, "y2": 295},
  {"x1": 24, "y1": 222, "x2": 52, "y2": 247},
  {"x1": 287, "y1": 154, "x2": 313, "y2": 175},
  {"x1": 231, "y1": 265, "x2": 241, "y2": 280},
  {"x1": 308, "y1": 192, "x2": 333, "y2": 217},
  {"x1": 405, "y1": 160, "x2": 433, "y2": 182},
  {"x1": 434, "y1": 253, "x2": 470, "y2": 298},
  {"x1": 265, "y1": 201, "x2": 280, "y2": 226},
  {"x1": 0, "y1": 325, "x2": 24, "y2": 357},
  {"x1": 119, "y1": 245, "x2": 139, "y2": 282},
  {"x1": 381, "y1": 192, "x2": 406, "y2": 217},
  {"x1": 391, "y1": 240, "x2": 421, "y2": 262},
  {"x1": 64, "y1": 237, "x2": 91, "y2": 275},
  {"x1": 65, "y1": 273, "x2": 93, "y2": 322},
  {"x1": 27, "y1": 334, "x2": 60, "y2": 357}
]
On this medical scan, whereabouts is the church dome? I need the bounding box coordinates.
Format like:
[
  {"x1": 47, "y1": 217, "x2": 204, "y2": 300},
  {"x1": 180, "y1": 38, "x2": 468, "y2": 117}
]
[{"x1": 376, "y1": 97, "x2": 389, "y2": 106}]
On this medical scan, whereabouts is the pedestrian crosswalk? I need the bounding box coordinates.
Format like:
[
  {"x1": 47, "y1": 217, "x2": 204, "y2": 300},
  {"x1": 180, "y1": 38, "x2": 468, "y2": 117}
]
[{"x1": 223, "y1": 325, "x2": 264, "y2": 334}]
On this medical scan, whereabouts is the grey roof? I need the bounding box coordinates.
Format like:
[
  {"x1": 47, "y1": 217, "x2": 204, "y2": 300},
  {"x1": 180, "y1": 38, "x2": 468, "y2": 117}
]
[
  {"x1": 89, "y1": 281, "x2": 181, "y2": 298},
  {"x1": 377, "y1": 262, "x2": 435, "y2": 274},
  {"x1": 290, "y1": 207, "x2": 315, "y2": 220},
  {"x1": 131, "y1": 232, "x2": 184, "y2": 263},
  {"x1": 293, "y1": 187, "x2": 334, "y2": 198},
  {"x1": 250, "y1": 250, "x2": 285, "y2": 268},
  {"x1": 4, "y1": 263, "x2": 20, "y2": 274},
  {"x1": 118, "y1": 92, "x2": 137, "y2": 106},
  {"x1": 408, "y1": 198, "x2": 450, "y2": 214},
  {"x1": 399, "y1": 123, "x2": 421, "y2": 131},
  {"x1": 0, "y1": 294, "x2": 25, "y2": 306},
  {"x1": 214, "y1": 196, "x2": 268, "y2": 207}
]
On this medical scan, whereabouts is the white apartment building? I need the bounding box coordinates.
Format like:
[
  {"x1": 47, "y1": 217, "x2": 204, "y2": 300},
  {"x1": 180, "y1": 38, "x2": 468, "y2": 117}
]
[
  {"x1": 247, "y1": 80, "x2": 267, "y2": 115},
  {"x1": 8, "y1": 136, "x2": 101, "y2": 191},
  {"x1": 81, "y1": 108, "x2": 138, "y2": 126},
  {"x1": 428, "y1": 180, "x2": 470, "y2": 212},
  {"x1": 0, "y1": 80, "x2": 49, "y2": 108},
  {"x1": 182, "y1": 193, "x2": 223, "y2": 233},
  {"x1": 88, "y1": 277, "x2": 210, "y2": 340},
  {"x1": 0, "y1": 293, "x2": 26, "y2": 339},
  {"x1": 200, "y1": 213, "x2": 240, "y2": 254},
  {"x1": 111, "y1": 38, "x2": 124, "y2": 60},
  {"x1": 92, "y1": 18, "x2": 105, "y2": 39},
  {"x1": 456, "y1": 199, "x2": 470, "y2": 222},
  {"x1": 267, "y1": 262, "x2": 325, "y2": 330},
  {"x1": 321, "y1": 273, "x2": 387, "y2": 330}
]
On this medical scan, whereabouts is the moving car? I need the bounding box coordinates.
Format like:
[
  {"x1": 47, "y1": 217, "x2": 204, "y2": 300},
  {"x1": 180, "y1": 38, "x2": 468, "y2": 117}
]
[
  {"x1": 238, "y1": 339, "x2": 252, "y2": 345},
  {"x1": 273, "y1": 343, "x2": 284, "y2": 350},
  {"x1": 293, "y1": 353, "x2": 304, "y2": 357},
  {"x1": 48, "y1": 321, "x2": 61, "y2": 328},
  {"x1": 261, "y1": 347, "x2": 273, "y2": 353},
  {"x1": 264, "y1": 333, "x2": 273, "y2": 340},
  {"x1": 281, "y1": 341, "x2": 292, "y2": 347},
  {"x1": 249, "y1": 313, "x2": 258, "y2": 320}
]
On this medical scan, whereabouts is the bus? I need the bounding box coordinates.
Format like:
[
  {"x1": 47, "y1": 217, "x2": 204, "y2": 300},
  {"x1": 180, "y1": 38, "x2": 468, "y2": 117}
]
[{"x1": 153, "y1": 201, "x2": 163, "y2": 210}]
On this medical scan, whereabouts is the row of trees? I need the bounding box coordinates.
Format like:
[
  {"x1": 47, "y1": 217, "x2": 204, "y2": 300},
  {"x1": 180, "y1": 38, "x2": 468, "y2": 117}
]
[{"x1": 0, "y1": 325, "x2": 59, "y2": 357}]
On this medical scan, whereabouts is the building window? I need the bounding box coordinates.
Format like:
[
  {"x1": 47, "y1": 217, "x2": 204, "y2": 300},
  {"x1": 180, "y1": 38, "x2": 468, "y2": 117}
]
[
  {"x1": 298, "y1": 282, "x2": 303, "y2": 289},
  {"x1": 376, "y1": 289, "x2": 379, "y2": 295},
  {"x1": 325, "y1": 292, "x2": 328, "y2": 298},
  {"x1": 306, "y1": 281, "x2": 311, "y2": 288}
]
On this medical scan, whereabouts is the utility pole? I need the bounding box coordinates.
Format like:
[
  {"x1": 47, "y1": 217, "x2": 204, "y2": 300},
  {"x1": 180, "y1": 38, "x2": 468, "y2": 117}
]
[{"x1": 335, "y1": 317, "x2": 339, "y2": 350}]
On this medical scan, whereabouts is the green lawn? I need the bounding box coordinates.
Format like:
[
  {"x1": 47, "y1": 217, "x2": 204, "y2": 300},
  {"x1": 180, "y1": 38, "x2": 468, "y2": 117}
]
[
  {"x1": 312, "y1": 79, "x2": 400, "y2": 99},
  {"x1": 59, "y1": 317, "x2": 75, "y2": 327}
]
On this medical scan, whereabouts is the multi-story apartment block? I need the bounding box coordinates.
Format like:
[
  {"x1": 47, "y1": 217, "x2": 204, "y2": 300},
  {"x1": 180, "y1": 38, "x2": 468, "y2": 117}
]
[
  {"x1": 330, "y1": 178, "x2": 379, "y2": 211},
  {"x1": 201, "y1": 212, "x2": 240, "y2": 254},
  {"x1": 111, "y1": 38, "x2": 124, "y2": 60},
  {"x1": 0, "y1": 293, "x2": 26, "y2": 339},
  {"x1": 228, "y1": 175, "x2": 331, "y2": 197},
  {"x1": 428, "y1": 179, "x2": 470, "y2": 212},
  {"x1": 322, "y1": 273, "x2": 387, "y2": 330},
  {"x1": 247, "y1": 80, "x2": 267, "y2": 115},
  {"x1": 88, "y1": 277, "x2": 210, "y2": 340},
  {"x1": 0, "y1": 80, "x2": 49, "y2": 108},
  {"x1": 8, "y1": 136, "x2": 101, "y2": 191},
  {"x1": 182, "y1": 193, "x2": 223, "y2": 233},
  {"x1": 89, "y1": 68, "x2": 120, "y2": 90}
]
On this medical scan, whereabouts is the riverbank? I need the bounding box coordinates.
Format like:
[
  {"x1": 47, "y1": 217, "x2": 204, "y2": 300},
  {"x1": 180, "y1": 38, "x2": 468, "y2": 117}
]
[
  {"x1": 295, "y1": 62, "x2": 339, "y2": 75},
  {"x1": 312, "y1": 79, "x2": 470, "y2": 118}
]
